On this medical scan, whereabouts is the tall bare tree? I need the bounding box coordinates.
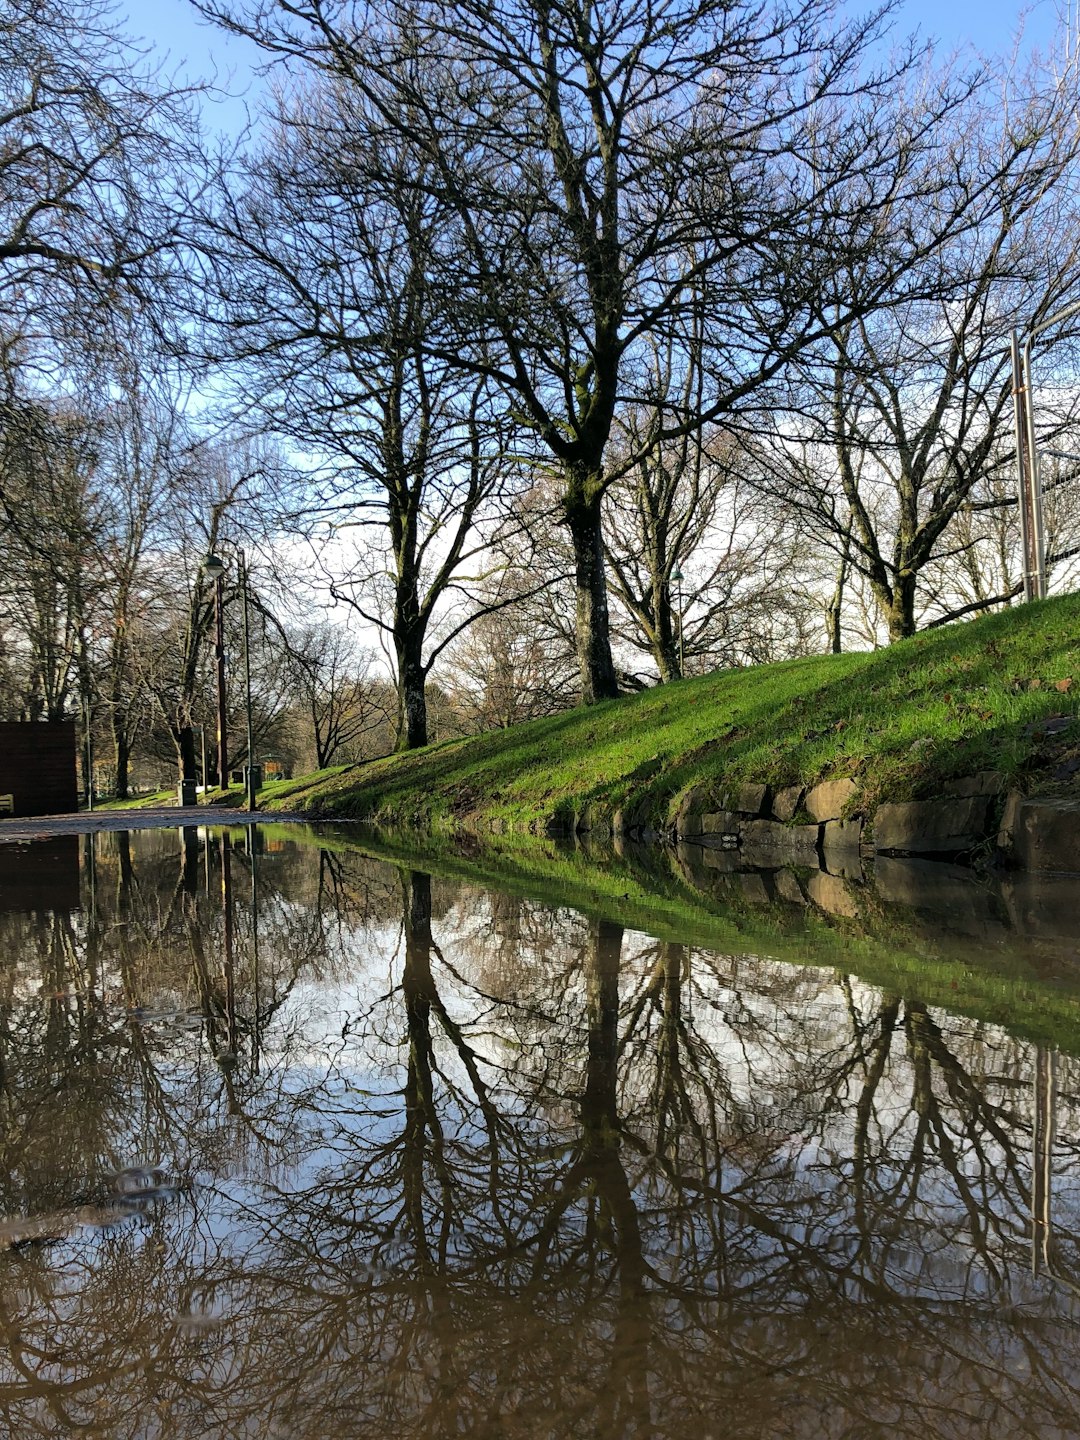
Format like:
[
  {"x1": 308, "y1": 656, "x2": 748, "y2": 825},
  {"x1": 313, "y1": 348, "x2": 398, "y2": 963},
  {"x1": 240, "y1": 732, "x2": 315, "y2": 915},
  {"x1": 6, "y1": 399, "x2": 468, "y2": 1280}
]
[
  {"x1": 749, "y1": 51, "x2": 1080, "y2": 640},
  {"x1": 200, "y1": 77, "x2": 524, "y2": 748},
  {"x1": 197, "y1": 0, "x2": 972, "y2": 704}
]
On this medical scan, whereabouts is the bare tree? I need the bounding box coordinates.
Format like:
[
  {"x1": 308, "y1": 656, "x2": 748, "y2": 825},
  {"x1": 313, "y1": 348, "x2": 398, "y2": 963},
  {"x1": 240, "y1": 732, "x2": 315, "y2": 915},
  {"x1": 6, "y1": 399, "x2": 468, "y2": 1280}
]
[
  {"x1": 283, "y1": 622, "x2": 392, "y2": 768},
  {"x1": 750, "y1": 50, "x2": 1080, "y2": 640},
  {"x1": 0, "y1": 0, "x2": 207, "y2": 378},
  {"x1": 198, "y1": 74, "x2": 526, "y2": 749},
  {"x1": 197, "y1": 0, "x2": 967, "y2": 705}
]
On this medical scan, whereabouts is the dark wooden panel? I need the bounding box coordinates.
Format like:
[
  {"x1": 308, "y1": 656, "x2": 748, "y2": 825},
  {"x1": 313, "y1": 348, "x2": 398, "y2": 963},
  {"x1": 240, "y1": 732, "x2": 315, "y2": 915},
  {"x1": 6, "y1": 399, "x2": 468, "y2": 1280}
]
[{"x1": 0, "y1": 721, "x2": 78, "y2": 816}]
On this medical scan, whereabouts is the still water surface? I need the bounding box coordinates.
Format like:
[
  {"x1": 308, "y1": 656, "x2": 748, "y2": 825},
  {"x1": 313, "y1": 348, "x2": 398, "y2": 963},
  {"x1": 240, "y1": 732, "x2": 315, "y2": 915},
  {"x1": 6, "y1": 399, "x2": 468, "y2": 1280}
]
[{"x1": 0, "y1": 827, "x2": 1079, "y2": 1438}]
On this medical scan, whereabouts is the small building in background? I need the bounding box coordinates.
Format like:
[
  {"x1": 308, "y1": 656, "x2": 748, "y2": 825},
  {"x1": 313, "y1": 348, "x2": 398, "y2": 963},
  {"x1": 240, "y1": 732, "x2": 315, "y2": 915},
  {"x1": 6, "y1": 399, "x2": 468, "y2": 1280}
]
[{"x1": 0, "y1": 721, "x2": 78, "y2": 816}]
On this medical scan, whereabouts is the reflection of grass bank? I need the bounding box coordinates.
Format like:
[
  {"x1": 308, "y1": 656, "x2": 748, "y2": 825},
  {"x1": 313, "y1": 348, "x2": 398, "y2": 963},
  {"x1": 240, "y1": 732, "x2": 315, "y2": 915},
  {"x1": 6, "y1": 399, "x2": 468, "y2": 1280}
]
[
  {"x1": 271, "y1": 593, "x2": 1080, "y2": 836},
  {"x1": 310, "y1": 823, "x2": 1080, "y2": 1054}
]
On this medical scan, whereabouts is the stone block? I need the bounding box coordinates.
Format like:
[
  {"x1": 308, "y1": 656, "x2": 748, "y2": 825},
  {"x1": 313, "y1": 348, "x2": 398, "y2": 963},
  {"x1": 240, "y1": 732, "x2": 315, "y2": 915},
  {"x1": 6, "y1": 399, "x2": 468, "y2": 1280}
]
[
  {"x1": 1002, "y1": 873, "x2": 1080, "y2": 936},
  {"x1": 872, "y1": 857, "x2": 1010, "y2": 943},
  {"x1": 996, "y1": 790, "x2": 1024, "y2": 853},
  {"x1": 873, "y1": 796, "x2": 990, "y2": 855},
  {"x1": 695, "y1": 844, "x2": 750, "y2": 873},
  {"x1": 771, "y1": 785, "x2": 805, "y2": 823},
  {"x1": 737, "y1": 872, "x2": 773, "y2": 904},
  {"x1": 945, "y1": 771, "x2": 1005, "y2": 797},
  {"x1": 774, "y1": 869, "x2": 808, "y2": 905},
  {"x1": 824, "y1": 851, "x2": 864, "y2": 882},
  {"x1": 740, "y1": 819, "x2": 821, "y2": 866},
  {"x1": 1011, "y1": 797, "x2": 1080, "y2": 875},
  {"x1": 804, "y1": 778, "x2": 858, "y2": 822},
  {"x1": 822, "y1": 817, "x2": 862, "y2": 852},
  {"x1": 721, "y1": 782, "x2": 769, "y2": 817},
  {"x1": 806, "y1": 870, "x2": 860, "y2": 918},
  {"x1": 699, "y1": 810, "x2": 741, "y2": 839},
  {"x1": 674, "y1": 784, "x2": 712, "y2": 837},
  {"x1": 873, "y1": 856, "x2": 982, "y2": 909}
]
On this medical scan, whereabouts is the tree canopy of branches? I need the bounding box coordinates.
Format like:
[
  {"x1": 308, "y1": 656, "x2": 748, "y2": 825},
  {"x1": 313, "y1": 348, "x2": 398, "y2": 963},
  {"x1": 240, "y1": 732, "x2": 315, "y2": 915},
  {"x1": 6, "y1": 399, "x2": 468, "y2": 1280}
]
[
  {"x1": 0, "y1": 0, "x2": 207, "y2": 376},
  {"x1": 200, "y1": 73, "x2": 528, "y2": 748},
  {"x1": 749, "y1": 52, "x2": 1080, "y2": 640},
  {"x1": 197, "y1": 0, "x2": 981, "y2": 705}
]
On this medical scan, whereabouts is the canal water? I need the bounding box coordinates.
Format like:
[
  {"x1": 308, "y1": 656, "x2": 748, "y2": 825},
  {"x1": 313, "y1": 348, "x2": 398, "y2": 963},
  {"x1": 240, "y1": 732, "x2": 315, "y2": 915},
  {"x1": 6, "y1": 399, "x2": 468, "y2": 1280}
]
[{"x1": 0, "y1": 826, "x2": 1078, "y2": 1438}]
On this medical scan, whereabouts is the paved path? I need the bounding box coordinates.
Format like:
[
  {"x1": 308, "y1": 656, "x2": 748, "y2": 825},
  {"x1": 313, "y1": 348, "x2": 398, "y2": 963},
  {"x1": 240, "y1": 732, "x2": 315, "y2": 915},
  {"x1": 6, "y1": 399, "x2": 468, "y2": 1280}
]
[{"x1": 0, "y1": 807, "x2": 308, "y2": 845}]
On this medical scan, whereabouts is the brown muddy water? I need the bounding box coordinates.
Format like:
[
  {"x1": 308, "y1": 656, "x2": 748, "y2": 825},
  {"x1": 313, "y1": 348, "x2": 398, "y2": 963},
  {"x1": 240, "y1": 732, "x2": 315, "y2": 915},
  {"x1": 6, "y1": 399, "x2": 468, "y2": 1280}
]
[{"x1": 0, "y1": 826, "x2": 1078, "y2": 1439}]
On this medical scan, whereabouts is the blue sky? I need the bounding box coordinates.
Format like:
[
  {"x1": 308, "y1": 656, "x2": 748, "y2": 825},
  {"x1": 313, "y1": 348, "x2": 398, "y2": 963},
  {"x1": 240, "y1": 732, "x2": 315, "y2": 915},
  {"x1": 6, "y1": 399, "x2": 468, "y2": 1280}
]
[{"x1": 123, "y1": 0, "x2": 1064, "y2": 137}]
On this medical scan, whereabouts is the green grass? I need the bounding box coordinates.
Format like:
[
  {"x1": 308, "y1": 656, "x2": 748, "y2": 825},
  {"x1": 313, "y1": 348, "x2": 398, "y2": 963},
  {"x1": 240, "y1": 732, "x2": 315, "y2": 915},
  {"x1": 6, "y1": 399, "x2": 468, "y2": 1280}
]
[
  {"x1": 93, "y1": 767, "x2": 350, "y2": 812},
  {"x1": 269, "y1": 593, "x2": 1080, "y2": 834},
  {"x1": 310, "y1": 823, "x2": 1080, "y2": 1054},
  {"x1": 93, "y1": 788, "x2": 176, "y2": 811}
]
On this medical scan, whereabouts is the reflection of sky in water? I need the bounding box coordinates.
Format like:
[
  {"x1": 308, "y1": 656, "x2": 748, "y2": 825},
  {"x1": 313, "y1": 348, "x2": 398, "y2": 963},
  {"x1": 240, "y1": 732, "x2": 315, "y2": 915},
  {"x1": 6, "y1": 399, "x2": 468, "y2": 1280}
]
[{"x1": 1, "y1": 830, "x2": 1080, "y2": 1438}]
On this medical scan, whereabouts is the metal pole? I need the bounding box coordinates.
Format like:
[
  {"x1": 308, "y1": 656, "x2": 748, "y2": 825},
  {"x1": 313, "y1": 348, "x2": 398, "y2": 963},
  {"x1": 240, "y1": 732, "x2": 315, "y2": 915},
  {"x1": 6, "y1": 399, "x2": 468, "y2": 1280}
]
[
  {"x1": 1011, "y1": 329, "x2": 1035, "y2": 603},
  {"x1": 83, "y1": 696, "x2": 94, "y2": 812},
  {"x1": 1032, "y1": 1046, "x2": 1057, "y2": 1277},
  {"x1": 241, "y1": 550, "x2": 256, "y2": 812},
  {"x1": 1022, "y1": 336, "x2": 1048, "y2": 600},
  {"x1": 248, "y1": 821, "x2": 260, "y2": 1073},
  {"x1": 213, "y1": 569, "x2": 228, "y2": 789},
  {"x1": 677, "y1": 575, "x2": 684, "y2": 675}
]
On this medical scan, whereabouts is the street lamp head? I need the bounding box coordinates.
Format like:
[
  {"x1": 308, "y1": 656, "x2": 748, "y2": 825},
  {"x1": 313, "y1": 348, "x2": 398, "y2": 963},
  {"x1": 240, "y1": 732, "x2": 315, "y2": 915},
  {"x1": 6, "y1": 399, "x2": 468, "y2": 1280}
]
[
  {"x1": 202, "y1": 553, "x2": 226, "y2": 581},
  {"x1": 671, "y1": 566, "x2": 683, "y2": 583}
]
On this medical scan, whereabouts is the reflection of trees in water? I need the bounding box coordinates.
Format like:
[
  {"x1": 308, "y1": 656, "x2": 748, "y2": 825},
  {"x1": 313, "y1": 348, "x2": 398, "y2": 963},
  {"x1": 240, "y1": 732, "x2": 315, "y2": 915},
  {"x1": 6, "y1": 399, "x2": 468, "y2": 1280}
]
[{"x1": 0, "y1": 848, "x2": 1079, "y2": 1436}]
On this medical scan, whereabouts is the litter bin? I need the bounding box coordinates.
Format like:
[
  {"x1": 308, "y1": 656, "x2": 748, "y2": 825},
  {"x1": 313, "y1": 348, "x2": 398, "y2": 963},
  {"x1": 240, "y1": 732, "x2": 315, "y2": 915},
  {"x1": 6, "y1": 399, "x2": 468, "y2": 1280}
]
[
  {"x1": 179, "y1": 779, "x2": 198, "y2": 807},
  {"x1": 245, "y1": 765, "x2": 264, "y2": 792}
]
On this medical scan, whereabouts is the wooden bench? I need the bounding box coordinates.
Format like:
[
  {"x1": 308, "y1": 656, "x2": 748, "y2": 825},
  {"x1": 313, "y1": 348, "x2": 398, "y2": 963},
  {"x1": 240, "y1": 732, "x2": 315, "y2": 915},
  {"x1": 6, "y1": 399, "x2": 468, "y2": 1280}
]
[{"x1": 0, "y1": 795, "x2": 13, "y2": 814}]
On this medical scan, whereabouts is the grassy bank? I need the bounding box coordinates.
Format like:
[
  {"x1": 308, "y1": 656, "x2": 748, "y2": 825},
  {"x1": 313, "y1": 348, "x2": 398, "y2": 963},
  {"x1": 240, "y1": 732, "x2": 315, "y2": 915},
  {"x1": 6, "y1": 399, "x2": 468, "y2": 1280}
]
[
  {"x1": 272, "y1": 594, "x2": 1080, "y2": 834},
  {"x1": 95, "y1": 767, "x2": 349, "y2": 813}
]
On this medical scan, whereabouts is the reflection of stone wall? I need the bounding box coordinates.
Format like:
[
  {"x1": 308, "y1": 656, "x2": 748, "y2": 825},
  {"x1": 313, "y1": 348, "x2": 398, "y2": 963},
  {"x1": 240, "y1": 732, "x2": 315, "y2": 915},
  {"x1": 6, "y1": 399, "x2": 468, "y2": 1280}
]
[{"x1": 0, "y1": 721, "x2": 77, "y2": 816}]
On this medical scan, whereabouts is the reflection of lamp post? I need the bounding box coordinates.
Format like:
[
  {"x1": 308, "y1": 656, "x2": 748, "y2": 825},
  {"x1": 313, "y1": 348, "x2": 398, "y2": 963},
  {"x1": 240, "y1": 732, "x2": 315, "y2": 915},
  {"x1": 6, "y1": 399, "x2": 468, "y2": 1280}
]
[
  {"x1": 202, "y1": 552, "x2": 228, "y2": 789},
  {"x1": 670, "y1": 565, "x2": 684, "y2": 676}
]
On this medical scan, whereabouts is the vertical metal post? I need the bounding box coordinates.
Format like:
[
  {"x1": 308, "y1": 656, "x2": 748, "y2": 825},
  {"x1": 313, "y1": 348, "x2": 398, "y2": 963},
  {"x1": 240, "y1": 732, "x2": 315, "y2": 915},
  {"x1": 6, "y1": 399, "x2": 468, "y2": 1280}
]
[
  {"x1": 1022, "y1": 337, "x2": 1048, "y2": 600},
  {"x1": 248, "y1": 821, "x2": 260, "y2": 1073},
  {"x1": 670, "y1": 565, "x2": 684, "y2": 677},
  {"x1": 221, "y1": 831, "x2": 237, "y2": 1060},
  {"x1": 1012, "y1": 329, "x2": 1035, "y2": 603},
  {"x1": 213, "y1": 569, "x2": 228, "y2": 789},
  {"x1": 241, "y1": 550, "x2": 256, "y2": 812},
  {"x1": 82, "y1": 696, "x2": 94, "y2": 811},
  {"x1": 1032, "y1": 1046, "x2": 1057, "y2": 1276}
]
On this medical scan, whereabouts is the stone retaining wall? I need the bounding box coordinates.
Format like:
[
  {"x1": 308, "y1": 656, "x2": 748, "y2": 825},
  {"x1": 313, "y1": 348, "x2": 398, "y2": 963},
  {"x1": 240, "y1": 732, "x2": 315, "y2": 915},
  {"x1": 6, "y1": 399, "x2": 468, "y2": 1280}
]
[{"x1": 663, "y1": 773, "x2": 1080, "y2": 877}]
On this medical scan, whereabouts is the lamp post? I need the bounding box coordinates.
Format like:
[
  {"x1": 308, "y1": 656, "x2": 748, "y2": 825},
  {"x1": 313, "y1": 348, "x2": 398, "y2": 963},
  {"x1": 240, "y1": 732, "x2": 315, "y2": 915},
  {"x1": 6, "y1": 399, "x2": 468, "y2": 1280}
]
[
  {"x1": 239, "y1": 548, "x2": 257, "y2": 812},
  {"x1": 202, "y1": 553, "x2": 228, "y2": 789},
  {"x1": 1011, "y1": 296, "x2": 1080, "y2": 603},
  {"x1": 670, "y1": 565, "x2": 684, "y2": 676}
]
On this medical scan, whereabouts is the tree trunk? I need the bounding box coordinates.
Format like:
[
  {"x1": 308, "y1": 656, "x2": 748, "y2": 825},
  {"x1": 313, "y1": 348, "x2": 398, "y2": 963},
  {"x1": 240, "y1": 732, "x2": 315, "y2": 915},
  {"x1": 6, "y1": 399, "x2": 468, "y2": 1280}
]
[
  {"x1": 886, "y1": 572, "x2": 917, "y2": 642},
  {"x1": 178, "y1": 724, "x2": 198, "y2": 785},
  {"x1": 653, "y1": 577, "x2": 681, "y2": 682},
  {"x1": 113, "y1": 719, "x2": 130, "y2": 801},
  {"x1": 566, "y1": 485, "x2": 619, "y2": 703},
  {"x1": 826, "y1": 521, "x2": 853, "y2": 655},
  {"x1": 395, "y1": 628, "x2": 428, "y2": 750},
  {"x1": 583, "y1": 918, "x2": 624, "y2": 1130}
]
